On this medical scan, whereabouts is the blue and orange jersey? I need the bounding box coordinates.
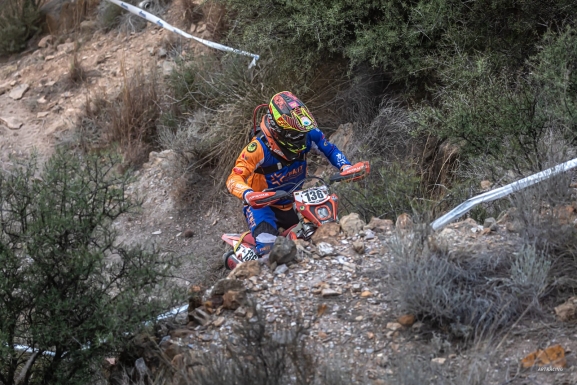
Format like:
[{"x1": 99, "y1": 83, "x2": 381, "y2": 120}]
[{"x1": 226, "y1": 127, "x2": 351, "y2": 207}]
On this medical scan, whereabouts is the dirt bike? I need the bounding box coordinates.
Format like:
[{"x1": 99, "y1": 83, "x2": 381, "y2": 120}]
[{"x1": 222, "y1": 161, "x2": 370, "y2": 270}]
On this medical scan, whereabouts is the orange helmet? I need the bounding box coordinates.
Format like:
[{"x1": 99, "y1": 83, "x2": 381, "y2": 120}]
[{"x1": 260, "y1": 91, "x2": 317, "y2": 161}]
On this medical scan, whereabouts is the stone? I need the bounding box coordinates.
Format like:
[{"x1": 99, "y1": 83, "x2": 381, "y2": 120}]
[
  {"x1": 274, "y1": 264, "x2": 289, "y2": 275},
  {"x1": 432, "y1": 357, "x2": 446, "y2": 365},
  {"x1": 365, "y1": 217, "x2": 394, "y2": 232},
  {"x1": 190, "y1": 308, "x2": 210, "y2": 326},
  {"x1": 162, "y1": 60, "x2": 176, "y2": 76},
  {"x1": 386, "y1": 322, "x2": 403, "y2": 331},
  {"x1": 397, "y1": 314, "x2": 416, "y2": 326},
  {"x1": 0, "y1": 116, "x2": 23, "y2": 130},
  {"x1": 555, "y1": 297, "x2": 577, "y2": 322},
  {"x1": 483, "y1": 217, "x2": 497, "y2": 229},
  {"x1": 0, "y1": 82, "x2": 11, "y2": 95},
  {"x1": 321, "y1": 288, "x2": 341, "y2": 297},
  {"x1": 183, "y1": 229, "x2": 194, "y2": 238},
  {"x1": 188, "y1": 285, "x2": 204, "y2": 310},
  {"x1": 158, "y1": 47, "x2": 167, "y2": 58},
  {"x1": 480, "y1": 180, "x2": 492, "y2": 190},
  {"x1": 213, "y1": 316, "x2": 226, "y2": 327},
  {"x1": 269, "y1": 236, "x2": 297, "y2": 265},
  {"x1": 311, "y1": 221, "x2": 341, "y2": 245},
  {"x1": 340, "y1": 213, "x2": 366, "y2": 236},
  {"x1": 8, "y1": 84, "x2": 29, "y2": 100},
  {"x1": 316, "y1": 242, "x2": 335, "y2": 257},
  {"x1": 228, "y1": 260, "x2": 261, "y2": 280},
  {"x1": 351, "y1": 283, "x2": 362, "y2": 293},
  {"x1": 210, "y1": 279, "x2": 245, "y2": 297},
  {"x1": 395, "y1": 213, "x2": 413, "y2": 230},
  {"x1": 234, "y1": 306, "x2": 247, "y2": 317},
  {"x1": 80, "y1": 20, "x2": 97, "y2": 32},
  {"x1": 361, "y1": 291, "x2": 373, "y2": 298},
  {"x1": 222, "y1": 290, "x2": 245, "y2": 310},
  {"x1": 57, "y1": 42, "x2": 75, "y2": 54},
  {"x1": 352, "y1": 240, "x2": 365, "y2": 254}
]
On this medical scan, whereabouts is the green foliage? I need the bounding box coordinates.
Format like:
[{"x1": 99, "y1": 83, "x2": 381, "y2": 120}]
[
  {"x1": 0, "y1": 0, "x2": 44, "y2": 55},
  {"x1": 219, "y1": 0, "x2": 577, "y2": 85},
  {"x1": 414, "y1": 27, "x2": 577, "y2": 175},
  {"x1": 336, "y1": 160, "x2": 426, "y2": 221},
  {"x1": 0, "y1": 150, "x2": 183, "y2": 385}
]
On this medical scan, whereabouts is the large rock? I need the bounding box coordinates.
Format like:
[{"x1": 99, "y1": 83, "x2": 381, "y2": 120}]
[
  {"x1": 227, "y1": 260, "x2": 260, "y2": 280},
  {"x1": 339, "y1": 213, "x2": 366, "y2": 236},
  {"x1": 328, "y1": 123, "x2": 356, "y2": 156},
  {"x1": 311, "y1": 222, "x2": 341, "y2": 245},
  {"x1": 269, "y1": 236, "x2": 296, "y2": 265},
  {"x1": 210, "y1": 278, "x2": 245, "y2": 297},
  {"x1": 365, "y1": 217, "x2": 394, "y2": 233}
]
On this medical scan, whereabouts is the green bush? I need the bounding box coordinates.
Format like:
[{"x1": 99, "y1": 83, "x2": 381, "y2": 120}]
[
  {"x1": 0, "y1": 150, "x2": 183, "y2": 385},
  {"x1": 0, "y1": 0, "x2": 44, "y2": 55},
  {"x1": 218, "y1": 0, "x2": 577, "y2": 86},
  {"x1": 414, "y1": 27, "x2": 577, "y2": 176},
  {"x1": 335, "y1": 160, "x2": 426, "y2": 221}
]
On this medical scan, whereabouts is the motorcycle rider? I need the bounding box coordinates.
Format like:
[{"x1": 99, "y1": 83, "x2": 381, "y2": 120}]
[{"x1": 225, "y1": 91, "x2": 355, "y2": 268}]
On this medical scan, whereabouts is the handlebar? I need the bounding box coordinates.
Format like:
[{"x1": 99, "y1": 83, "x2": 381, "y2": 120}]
[{"x1": 253, "y1": 190, "x2": 291, "y2": 205}]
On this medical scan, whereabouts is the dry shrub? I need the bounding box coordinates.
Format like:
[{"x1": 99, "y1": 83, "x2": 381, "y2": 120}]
[
  {"x1": 147, "y1": 302, "x2": 354, "y2": 385},
  {"x1": 68, "y1": 49, "x2": 87, "y2": 84},
  {"x1": 162, "y1": 55, "x2": 384, "y2": 194},
  {"x1": 78, "y1": 64, "x2": 162, "y2": 167},
  {"x1": 175, "y1": 0, "x2": 203, "y2": 25},
  {"x1": 386, "y1": 223, "x2": 551, "y2": 340}
]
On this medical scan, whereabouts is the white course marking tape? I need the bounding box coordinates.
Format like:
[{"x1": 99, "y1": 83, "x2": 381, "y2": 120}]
[
  {"x1": 431, "y1": 157, "x2": 577, "y2": 231},
  {"x1": 105, "y1": 0, "x2": 260, "y2": 68},
  {"x1": 13, "y1": 303, "x2": 189, "y2": 355}
]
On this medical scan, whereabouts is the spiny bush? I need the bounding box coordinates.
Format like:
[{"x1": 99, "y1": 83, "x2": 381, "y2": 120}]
[
  {"x1": 0, "y1": 0, "x2": 45, "y2": 55},
  {"x1": 0, "y1": 150, "x2": 183, "y2": 385}
]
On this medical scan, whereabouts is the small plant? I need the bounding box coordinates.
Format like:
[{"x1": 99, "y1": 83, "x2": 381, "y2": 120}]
[
  {"x1": 69, "y1": 48, "x2": 87, "y2": 84},
  {"x1": 78, "y1": 64, "x2": 163, "y2": 167},
  {"x1": 0, "y1": 150, "x2": 183, "y2": 385},
  {"x1": 164, "y1": 302, "x2": 353, "y2": 385},
  {"x1": 0, "y1": 0, "x2": 45, "y2": 55}
]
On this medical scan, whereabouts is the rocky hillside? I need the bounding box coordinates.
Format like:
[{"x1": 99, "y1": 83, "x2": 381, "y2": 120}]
[
  {"x1": 124, "y1": 210, "x2": 577, "y2": 385},
  {"x1": 2, "y1": 1, "x2": 577, "y2": 384}
]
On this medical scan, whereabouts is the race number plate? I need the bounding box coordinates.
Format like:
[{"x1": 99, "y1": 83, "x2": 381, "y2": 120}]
[
  {"x1": 295, "y1": 186, "x2": 329, "y2": 204},
  {"x1": 236, "y1": 244, "x2": 259, "y2": 261}
]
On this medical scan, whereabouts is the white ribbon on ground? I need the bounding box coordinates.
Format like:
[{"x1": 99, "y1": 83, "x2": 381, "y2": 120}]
[
  {"x1": 105, "y1": 0, "x2": 260, "y2": 68},
  {"x1": 430, "y1": 157, "x2": 577, "y2": 231},
  {"x1": 13, "y1": 304, "x2": 189, "y2": 354}
]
